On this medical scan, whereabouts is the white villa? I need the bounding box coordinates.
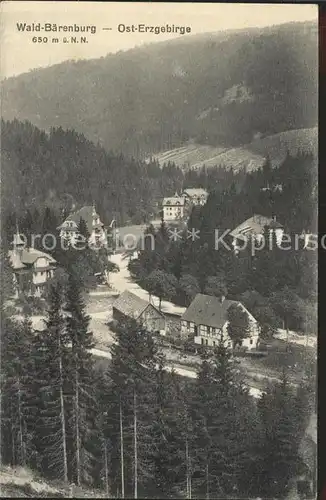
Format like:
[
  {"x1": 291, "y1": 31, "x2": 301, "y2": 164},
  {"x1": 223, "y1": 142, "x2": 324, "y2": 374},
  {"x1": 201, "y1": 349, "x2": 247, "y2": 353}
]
[
  {"x1": 162, "y1": 188, "x2": 208, "y2": 222},
  {"x1": 58, "y1": 204, "x2": 107, "y2": 248},
  {"x1": 162, "y1": 194, "x2": 186, "y2": 221},
  {"x1": 182, "y1": 188, "x2": 208, "y2": 206},
  {"x1": 8, "y1": 231, "x2": 56, "y2": 297}
]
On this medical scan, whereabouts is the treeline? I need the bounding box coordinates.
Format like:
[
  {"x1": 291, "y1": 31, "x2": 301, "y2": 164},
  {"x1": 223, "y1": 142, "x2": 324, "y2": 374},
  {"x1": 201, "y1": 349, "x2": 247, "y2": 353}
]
[
  {"x1": 1, "y1": 267, "x2": 315, "y2": 498},
  {"x1": 130, "y1": 152, "x2": 317, "y2": 334},
  {"x1": 2, "y1": 118, "x2": 258, "y2": 236},
  {"x1": 1, "y1": 119, "x2": 249, "y2": 229},
  {"x1": 1, "y1": 119, "x2": 184, "y2": 226}
]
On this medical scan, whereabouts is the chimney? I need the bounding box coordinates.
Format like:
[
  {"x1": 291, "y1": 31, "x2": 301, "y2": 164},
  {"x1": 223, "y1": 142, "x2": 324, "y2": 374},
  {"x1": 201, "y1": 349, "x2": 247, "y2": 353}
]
[{"x1": 219, "y1": 295, "x2": 225, "y2": 304}]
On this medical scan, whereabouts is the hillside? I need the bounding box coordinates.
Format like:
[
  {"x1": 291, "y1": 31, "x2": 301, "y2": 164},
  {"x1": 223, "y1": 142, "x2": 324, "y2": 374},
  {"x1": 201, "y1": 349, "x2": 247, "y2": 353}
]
[
  {"x1": 1, "y1": 21, "x2": 317, "y2": 158},
  {"x1": 0, "y1": 119, "x2": 184, "y2": 221},
  {"x1": 152, "y1": 127, "x2": 318, "y2": 171}
]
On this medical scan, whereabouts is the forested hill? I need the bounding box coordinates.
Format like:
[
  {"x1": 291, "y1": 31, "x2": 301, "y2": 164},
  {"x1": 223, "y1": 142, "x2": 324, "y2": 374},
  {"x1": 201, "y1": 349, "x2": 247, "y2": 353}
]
[
  {"x1": 1, "y1": 21, "x2": 317, "y2": 157},
  {"x1": 0, "y1": 119, "x2": 183, "y2": 224}
]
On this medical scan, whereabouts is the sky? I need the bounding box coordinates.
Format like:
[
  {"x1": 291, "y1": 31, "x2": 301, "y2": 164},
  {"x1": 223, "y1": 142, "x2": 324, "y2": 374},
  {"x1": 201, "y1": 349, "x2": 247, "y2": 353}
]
[{"x1": 0, "y1": 1, "x2": 318, "y2": 79}]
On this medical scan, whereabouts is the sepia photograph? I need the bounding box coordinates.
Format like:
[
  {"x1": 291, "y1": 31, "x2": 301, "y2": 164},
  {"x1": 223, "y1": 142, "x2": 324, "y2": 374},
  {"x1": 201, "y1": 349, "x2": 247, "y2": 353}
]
[{"x1": 0, "y1": 1, "x2": 318, "y2": 498}]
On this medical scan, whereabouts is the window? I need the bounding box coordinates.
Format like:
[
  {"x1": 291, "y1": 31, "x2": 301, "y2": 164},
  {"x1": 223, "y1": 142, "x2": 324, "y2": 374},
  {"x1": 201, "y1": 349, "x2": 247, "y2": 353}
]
[
  {"x1": 250, "y1": 339, "x2": 253, "y2": 345},
  {"x1": 201, "y1": 338, "x2": 204, "y2": 345},
  {"x1": 213, "y1": 341, "x2": 216, "y2": 347},
  {"x1": 205, "y1": 339, "x2": 208, "y2": 346}
]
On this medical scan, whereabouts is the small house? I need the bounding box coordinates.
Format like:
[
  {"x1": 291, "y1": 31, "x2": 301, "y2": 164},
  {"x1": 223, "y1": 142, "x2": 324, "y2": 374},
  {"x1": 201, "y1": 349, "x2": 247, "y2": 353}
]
[
  {"x1": 112, "y1": 290, "x2": 166, "y2": 334},
  {"x1": 181, "y1": 293, "x2": 260, "y2": 349}
]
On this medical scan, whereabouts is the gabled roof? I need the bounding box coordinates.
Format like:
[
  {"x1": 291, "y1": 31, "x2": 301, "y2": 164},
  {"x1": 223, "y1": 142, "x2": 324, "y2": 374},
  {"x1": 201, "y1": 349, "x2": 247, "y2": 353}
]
[
  {"x1": 230, "y1": 214, "x2": 283, "y2": 239},
  {"x1": 182, "y1": 188, "x2": 208, "y2": 197},
  {"x1": 58, "y1": 206, "x2": 104, "y2": 234},
  {"x1": 113, "y1": 290, "x2": 163, "y2": 319},
  {"x1": 163, "y1": 197, "x2": 185, "y2": 207},
  {"x1": 8, "y1": 249, "x2": 56, "y2": 270},
  {"x1": 181, "y1": 293, "x2": 240, "y2": 329}
]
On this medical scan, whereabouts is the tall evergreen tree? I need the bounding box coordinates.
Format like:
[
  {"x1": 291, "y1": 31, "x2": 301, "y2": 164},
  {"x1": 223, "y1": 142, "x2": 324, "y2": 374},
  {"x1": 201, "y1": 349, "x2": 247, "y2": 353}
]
[
  {"x1": 77, "y1": 217, "x2": 91, "y2": 243},
  {"x1": 105, "y1": 317, "x2": 160, "y2": 497},
  {"x1": 0, "y1": 314, "x2": 35, "y2": 468},
  {"x1": 256, "y1": 373, "x2": 304, "y2": 498},
  {"x1": 226, "y1": 303, "x2": 250, "y2": 348},
  {"x1": 191, "y1": 337, "x2": 256, "y2": 498},
  {"x1": 31, "y1": 282, "x2": 69, "y2": 481},
  {"x1": 0, "y1": 245, "x2": 14, "y2": 308},
  {"x1": 150, "y1": 362, "x2": 190, "y2": 498},
  {"x1": 64, "y1": 273, "x2": 97, "y2": 486}
]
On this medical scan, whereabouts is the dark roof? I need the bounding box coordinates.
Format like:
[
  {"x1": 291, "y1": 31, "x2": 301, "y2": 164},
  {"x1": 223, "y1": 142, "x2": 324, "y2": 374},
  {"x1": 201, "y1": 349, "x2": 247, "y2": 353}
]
[
  {"x1": 181, "y1": 293, "x2": 240, "y2": 329},
  {"x1": 230, "y1": 214, "x2": 283, "y2": 238},
  {"x1": 182, "y1": 188, "x2": 208, "y2": 197},
  {"x1": 163, "y1": 196, "x2": 185, "y2": 206},
  {"x1": 113, "y1": 290, "x2": 162, "y2": 319},
  {"x1": 8, "y1": 249, "x2": 56, "y2": 270},
  {"x1": 58, "y1": 206, "x2": 104, "y2": 234}
]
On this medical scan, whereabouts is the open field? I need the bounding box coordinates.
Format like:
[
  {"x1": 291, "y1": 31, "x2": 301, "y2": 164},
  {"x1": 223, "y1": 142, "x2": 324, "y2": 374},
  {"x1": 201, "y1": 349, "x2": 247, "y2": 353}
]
[{"x1": 153, "y1": 127, "x2": 317, "y2": 171}]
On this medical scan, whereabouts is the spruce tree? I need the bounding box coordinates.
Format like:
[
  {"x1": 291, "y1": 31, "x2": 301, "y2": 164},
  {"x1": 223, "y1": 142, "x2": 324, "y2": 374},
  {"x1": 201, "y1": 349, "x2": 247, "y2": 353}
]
[
  {"x1": 191, "y1": 350, "x2": 215, "y2": 497},
  {"x1": 256, "y1": 372, "x2": 303, "y2": 498},
  {"x1": 77, "y1": 217, "x2": 91, "y2": 244},
  {"x1": 0, "y1": 313, "x2": 35, "y2": 468},
  {"x1": 0, "y1": 244, "x2": 15, "y2": 308},
  {"x1": 41, "y1": 207, "x2": 60, "y2": 253},
  {"x1": 106, "y1": 317, "x2": 160, "y2": 497},
  {"x1": 150, "y1": 361, "x2": 188, "y2": 498},
  {"x1": 64, "y1": 273, "x2": 97, "y2": 486},
  {"x1": 226, "y1": 303, "x2": 250, "y2": 349},
  {"x1": 31, "y1": 282, "x2": 69, "y2": 481},
  {"x1": 191, "y1": 337, "x2": 256, "y2": 498}
]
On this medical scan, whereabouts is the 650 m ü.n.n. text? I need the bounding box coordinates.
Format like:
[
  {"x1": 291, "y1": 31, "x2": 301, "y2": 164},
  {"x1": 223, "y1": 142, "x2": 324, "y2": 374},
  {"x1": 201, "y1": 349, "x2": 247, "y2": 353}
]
[{"x1": 31, "y1": 36, "x2": 89, "y2": 44}]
